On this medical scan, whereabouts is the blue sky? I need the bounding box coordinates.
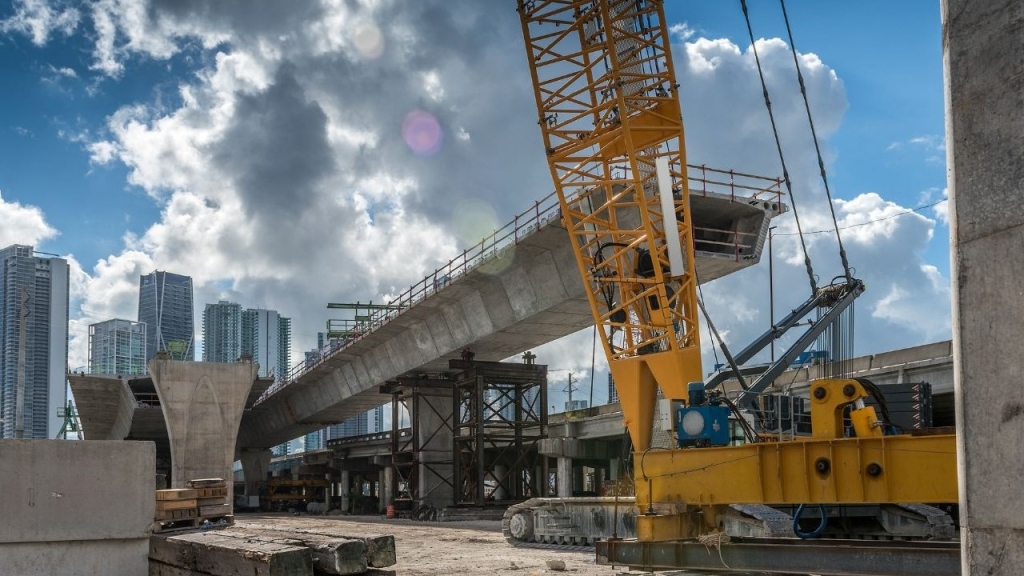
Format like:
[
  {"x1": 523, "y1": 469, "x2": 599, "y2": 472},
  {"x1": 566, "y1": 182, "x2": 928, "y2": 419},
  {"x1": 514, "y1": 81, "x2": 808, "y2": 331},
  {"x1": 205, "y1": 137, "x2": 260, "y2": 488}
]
[{"x1": 0, "y1": 1, "x2": 950, "y2": 409}]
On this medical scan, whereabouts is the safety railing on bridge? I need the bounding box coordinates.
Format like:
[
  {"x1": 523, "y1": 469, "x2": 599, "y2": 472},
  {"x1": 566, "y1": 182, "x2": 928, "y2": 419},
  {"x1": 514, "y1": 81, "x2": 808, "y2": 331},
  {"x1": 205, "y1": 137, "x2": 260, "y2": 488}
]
[{"x1": 257, "y1": 166, "x2": 782, "y2": 405}]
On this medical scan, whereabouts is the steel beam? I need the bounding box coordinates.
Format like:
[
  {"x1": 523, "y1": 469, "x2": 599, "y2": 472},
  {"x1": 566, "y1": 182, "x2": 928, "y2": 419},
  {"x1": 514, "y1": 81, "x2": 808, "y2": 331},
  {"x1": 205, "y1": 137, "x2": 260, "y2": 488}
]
[{"x1": 596, "y1": 537, "x2": 960, "y2": 576}]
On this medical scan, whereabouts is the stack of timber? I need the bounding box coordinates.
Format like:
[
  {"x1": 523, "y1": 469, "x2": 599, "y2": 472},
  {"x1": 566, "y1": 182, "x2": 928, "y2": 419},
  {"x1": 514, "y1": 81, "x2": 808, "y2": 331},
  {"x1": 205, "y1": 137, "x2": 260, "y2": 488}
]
[
  {"x1": 149, "y1": 525, "x2": 397, "y2": 575},
  {"x1": 154, "y1": 489, "x2": 199, "y2": 531},
  {"x1": 188, "y1": 478, "x2": 232, "y2": 522},
  {"x1": 153, "y1": 478, "x2": 232, "y2": 532}
]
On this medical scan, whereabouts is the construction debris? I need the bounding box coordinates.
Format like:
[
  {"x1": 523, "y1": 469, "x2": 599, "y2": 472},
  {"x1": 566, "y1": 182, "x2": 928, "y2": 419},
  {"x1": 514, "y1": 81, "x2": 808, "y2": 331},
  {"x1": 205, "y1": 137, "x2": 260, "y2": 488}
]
[
  {"x1": 219, "y1": 530, "x2": 367, "y2": 575},
  {"x1": 229, "y1": 520, "x2": 396, "y2": 568},
  {"x1": 154, "y1": 479, "x2": 232, "y2": 532},
  {"x1": 150, "y1": 531, "x2": 311, "y2": 576}
]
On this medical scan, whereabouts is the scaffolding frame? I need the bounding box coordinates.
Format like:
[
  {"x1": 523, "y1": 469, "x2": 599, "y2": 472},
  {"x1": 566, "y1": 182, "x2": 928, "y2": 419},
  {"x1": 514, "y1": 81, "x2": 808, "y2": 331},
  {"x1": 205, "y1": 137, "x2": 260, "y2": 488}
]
[{"x1": 450, "y1": 359, "x2": 548, "y2": 507}]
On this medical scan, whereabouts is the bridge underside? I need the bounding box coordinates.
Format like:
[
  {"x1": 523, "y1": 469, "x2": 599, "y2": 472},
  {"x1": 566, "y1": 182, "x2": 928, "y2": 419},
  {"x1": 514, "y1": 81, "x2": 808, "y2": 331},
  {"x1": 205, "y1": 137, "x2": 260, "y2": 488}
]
[{"x1": 240, "y1": 190, "x2": 783, "y2": 449}]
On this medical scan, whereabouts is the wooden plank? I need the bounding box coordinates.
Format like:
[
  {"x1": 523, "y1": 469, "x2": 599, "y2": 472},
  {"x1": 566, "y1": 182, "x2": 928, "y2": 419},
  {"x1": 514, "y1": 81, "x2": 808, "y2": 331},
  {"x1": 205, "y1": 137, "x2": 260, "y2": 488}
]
[
  {"x1": 197, "y1": 497, "x2": 227, "y2": 507},
  {"x1": 186, "y1": 478, "x2": 226, "y2": 489},
  {"x1": 157, "y1": 489, "x2": 199, "y2": 501},
  {"x1": 155, "y1": 499, "x2": 198, "y2": 512},
  {"x1": 150, "y1": 532, "x2": 311, "y2": 576},
  {"x1": 199, "y1": 504, "x2": 231, "y2": 517},
  {"x1": 155, "y1": 507, "x2": 198, "y2": 521}
]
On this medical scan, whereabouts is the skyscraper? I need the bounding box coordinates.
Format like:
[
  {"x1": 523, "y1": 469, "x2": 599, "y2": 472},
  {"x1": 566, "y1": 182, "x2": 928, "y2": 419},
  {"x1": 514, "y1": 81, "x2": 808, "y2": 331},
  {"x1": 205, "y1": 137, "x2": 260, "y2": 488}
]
[
  {"x1": 0, "y1": 244, "x2": 69, "y2": 439},
  {"x1": 241, "y1": 309, "x2": 291, "y2": 382},
  {"x1": 88, "y1": 319, "x2": 147, "y2": 376},
  {"x1": 138, "y1": 271, "x2": 194, "y2": 362},
  {"x1": 328, "y1": 412, "x2": 368, "y2": 439},
  {"x1": 607, "y1": 372, "x2": 618, "y2": 404},
  {"x1": 202, "y1": 301, "x2": 242, "y2": 362}
]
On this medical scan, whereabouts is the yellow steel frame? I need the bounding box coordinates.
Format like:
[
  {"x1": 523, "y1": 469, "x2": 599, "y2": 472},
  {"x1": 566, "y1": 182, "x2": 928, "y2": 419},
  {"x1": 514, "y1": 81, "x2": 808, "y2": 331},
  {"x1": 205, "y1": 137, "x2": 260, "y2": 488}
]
[{"x1": 518, "y1": 0, "x2": 702, "y2": 451}]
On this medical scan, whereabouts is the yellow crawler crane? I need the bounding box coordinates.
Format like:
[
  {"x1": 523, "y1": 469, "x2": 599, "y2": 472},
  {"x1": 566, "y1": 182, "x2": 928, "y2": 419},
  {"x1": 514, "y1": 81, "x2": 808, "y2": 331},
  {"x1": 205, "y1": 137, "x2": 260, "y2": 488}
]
[{"x1": 512, "y1": 1, "x2": 959, "y2": 573}]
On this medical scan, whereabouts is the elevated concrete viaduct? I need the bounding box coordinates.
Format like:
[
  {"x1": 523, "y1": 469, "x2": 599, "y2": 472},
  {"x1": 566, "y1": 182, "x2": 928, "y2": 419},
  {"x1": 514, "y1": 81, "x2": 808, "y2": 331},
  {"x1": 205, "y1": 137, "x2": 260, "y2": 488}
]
[{"x1": 239, "y1": 184, "x2": 784, "y2": 450}]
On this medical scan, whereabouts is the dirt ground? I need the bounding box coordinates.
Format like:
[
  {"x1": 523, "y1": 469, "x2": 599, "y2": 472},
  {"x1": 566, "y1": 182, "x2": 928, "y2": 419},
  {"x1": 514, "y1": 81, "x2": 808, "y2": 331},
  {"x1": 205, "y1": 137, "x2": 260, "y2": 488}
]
[{"x1": 234, "y1": 513, "x2": 643, "y2": 576}]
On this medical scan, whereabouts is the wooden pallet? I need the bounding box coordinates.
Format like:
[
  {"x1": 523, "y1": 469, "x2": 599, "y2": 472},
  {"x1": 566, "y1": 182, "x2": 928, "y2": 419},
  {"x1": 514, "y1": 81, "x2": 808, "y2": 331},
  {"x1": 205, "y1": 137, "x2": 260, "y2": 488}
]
[
  {"x1": 195, "y1": 486, "x2": 227, "y2": 498},
  {"x1": 152, "y1": 514, "x2": 234, "y2": 534},
  {"x1": 156, "y1": 488, "x2": 198, "y2": 500},
  {"x1": 155, "y1": 498, "x2": 198, "y2": 513}
]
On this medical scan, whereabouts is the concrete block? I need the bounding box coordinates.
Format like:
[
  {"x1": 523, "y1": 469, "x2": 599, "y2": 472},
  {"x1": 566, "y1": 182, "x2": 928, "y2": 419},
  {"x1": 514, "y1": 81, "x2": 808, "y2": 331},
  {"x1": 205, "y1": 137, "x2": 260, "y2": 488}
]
[
  {"x1": 1, "y1": 540, "x2": 150, "y2": 576},
  {"x1": 0, "y1": 440, "x2": 155, "y2": 543},
  {"x1": 231, "y1": 522, "x2": 396, "y2": 568},
  {"x1": 218, "y1": 530, "x2": 366, "y2": 575},
  {"x1": 150, "y1": 532, "x2": 312, "y2": 576}
]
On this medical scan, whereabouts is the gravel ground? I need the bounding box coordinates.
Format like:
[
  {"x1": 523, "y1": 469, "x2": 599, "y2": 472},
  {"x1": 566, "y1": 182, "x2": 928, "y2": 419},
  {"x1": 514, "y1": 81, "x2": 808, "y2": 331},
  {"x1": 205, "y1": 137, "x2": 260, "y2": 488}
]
[{"x1": 234, "y1": 513, "x2": 639, "y2": 576}]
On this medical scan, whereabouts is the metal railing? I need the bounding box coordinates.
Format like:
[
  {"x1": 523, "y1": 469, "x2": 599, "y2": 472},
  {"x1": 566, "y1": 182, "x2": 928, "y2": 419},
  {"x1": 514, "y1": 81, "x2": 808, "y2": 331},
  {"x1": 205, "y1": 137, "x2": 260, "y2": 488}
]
[{"x1": 257, "y1": 165, "x2": 782, "y2": 405}]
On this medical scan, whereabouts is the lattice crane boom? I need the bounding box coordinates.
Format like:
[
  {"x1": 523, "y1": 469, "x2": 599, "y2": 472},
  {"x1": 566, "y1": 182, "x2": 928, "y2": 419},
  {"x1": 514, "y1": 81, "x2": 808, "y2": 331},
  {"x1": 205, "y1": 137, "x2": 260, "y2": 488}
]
[{"x1": 518, "y1": 0, "x2": 701, "y2": 451}]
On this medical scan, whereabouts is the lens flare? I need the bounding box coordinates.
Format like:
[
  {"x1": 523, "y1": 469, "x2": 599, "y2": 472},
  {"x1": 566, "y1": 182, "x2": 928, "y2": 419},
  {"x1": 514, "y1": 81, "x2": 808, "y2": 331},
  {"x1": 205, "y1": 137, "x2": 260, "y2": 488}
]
[
  {"x1": 453, "y1": 199, "x2": 514, "y2": 275},
  {"x1": 402, "y1": 110, "x2": 444, "y2": 157}
]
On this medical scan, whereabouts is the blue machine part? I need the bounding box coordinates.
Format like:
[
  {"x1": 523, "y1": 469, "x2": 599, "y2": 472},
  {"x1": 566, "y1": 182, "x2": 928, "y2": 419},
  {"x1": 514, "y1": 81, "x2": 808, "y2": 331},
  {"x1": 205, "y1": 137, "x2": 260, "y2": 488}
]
[{"x1": 675, "y1": 405, "x2": 732, "y2": 447}]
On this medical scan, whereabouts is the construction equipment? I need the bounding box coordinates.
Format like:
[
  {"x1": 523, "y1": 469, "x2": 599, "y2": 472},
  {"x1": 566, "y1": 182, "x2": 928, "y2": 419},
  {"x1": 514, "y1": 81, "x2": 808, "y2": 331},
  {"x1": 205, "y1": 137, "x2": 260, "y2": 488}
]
[{"x1": 507, "y1": 1, "x2": 958, "y2": 573}]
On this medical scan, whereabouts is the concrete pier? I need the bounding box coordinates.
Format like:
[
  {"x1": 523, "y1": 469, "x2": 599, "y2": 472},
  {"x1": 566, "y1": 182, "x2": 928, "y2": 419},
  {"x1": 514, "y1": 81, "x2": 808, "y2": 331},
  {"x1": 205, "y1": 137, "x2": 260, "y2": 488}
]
[
  {"x1": 240, "y1": 448, "x2": 273, "y2": 498},
  {"x1": 150, "y1": 358, "x2": 258, "y2": 508},
  {"x1": 944, "y1": 1, "x2": 1024, "y2": 574}
]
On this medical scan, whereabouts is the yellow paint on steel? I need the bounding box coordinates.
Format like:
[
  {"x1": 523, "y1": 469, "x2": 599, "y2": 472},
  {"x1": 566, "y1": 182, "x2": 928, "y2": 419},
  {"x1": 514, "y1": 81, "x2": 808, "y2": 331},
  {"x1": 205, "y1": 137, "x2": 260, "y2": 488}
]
[{"x1": 518, "y1": 0, "x2": 703, "y2": 450}]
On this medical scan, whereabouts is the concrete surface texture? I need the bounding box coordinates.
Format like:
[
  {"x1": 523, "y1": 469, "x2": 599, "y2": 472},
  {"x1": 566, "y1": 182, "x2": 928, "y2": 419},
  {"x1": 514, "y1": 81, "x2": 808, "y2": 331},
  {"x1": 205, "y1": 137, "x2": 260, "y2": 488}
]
[
  {"x1": 240, "y1": 190, "x2": 781, "y2": 449},
  {"x1": 944, "y1": 0, "x2": 1024, "y2": 574},
  {"x1": 150, "y1": 358, "x2": 258, "y2": 507},
  {"x1": 0, "y1": 440, "x2": 155, "y2": 576},
  {"x1": 66, "y1": 373, "x2": 135, "y2": 440}
]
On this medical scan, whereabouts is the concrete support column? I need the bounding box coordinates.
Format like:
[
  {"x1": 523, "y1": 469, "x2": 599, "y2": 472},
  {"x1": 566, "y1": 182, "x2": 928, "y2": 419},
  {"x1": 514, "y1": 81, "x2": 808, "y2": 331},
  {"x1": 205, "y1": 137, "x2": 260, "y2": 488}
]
[
  {"x1": 150, "y1": 358, "x2": 257, "y2": 511},
  {"x1": 239, "y1": 448, "x2": 272, "y2": 498},
  {"x1": 493, "y1": 464, "x2": 508, "y2": 500},
  {"x1": 556, "y1": 457, "x2": 573, "y2": 498},
  {"x1": 381, "y1": 467, "x2": 394, "y2": 510},
  {"x1": 340, "y1": 470, "x2": 351, "y2": 513},
  {"x1": 944, "y1": 1, "x2": 1024, "y2": 574},
  {"x1": 418, "y1": 394, "x2": 454, "y2": 509}
]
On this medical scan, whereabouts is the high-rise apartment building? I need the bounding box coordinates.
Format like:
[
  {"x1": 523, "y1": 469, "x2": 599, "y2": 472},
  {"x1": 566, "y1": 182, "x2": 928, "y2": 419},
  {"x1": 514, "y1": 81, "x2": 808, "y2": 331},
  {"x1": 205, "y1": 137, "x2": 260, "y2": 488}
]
[
  {"x1": 241, "y1": 309, "x2": 291, "y2": 381},
  {"x1": 328, "y1": 412, "x2": 368, "y2": 439},
  {"x1": 0, "y1": 244, "x2": 69, "y2": 439},
  {"x1": 304, "y1": 429, "x2": 325, "y2": 451},
  {"x1": 607, "y1": 373, "x2": 618, "y2": 404},
  {"x1": 138, "y1": 271, "x2": 194, "y2": 361},
  {"x1": 88, "y1": 319, "x2": 147, "y2": 376},
  {"x1": 202, "y1": 301, "x2": 242, "y2": 362}
]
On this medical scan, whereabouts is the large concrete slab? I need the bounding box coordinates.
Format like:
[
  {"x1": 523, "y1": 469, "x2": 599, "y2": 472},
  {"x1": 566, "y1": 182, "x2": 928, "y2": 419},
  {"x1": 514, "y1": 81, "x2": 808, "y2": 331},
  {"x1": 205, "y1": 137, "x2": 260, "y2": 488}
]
[
  {"x1": 0, "y1": 440, "x2": 155, "y2": 576},
  {"x1": 944, "y1": 1, "x2": 1024, "y2": 574}
]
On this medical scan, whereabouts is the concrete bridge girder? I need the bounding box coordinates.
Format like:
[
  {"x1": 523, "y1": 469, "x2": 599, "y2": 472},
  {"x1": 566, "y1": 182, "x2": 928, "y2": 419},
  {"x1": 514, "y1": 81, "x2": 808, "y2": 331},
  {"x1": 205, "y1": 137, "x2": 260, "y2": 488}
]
[{"x1": 240, "y1": 193, "x2": 780, "y2": 449}]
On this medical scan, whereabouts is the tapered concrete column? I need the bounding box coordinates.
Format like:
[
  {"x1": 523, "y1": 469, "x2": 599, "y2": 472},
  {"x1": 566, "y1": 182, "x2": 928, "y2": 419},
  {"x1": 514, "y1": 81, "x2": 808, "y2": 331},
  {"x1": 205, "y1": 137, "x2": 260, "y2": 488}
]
[
  {"x1": 340, "y1": 470, "x2": 351, "y2": 513},
  {"x1": 556, "y1": 457, "x2": 573, "y2": 498},
  {"x1": 944, "y1": 1, "x2": 1024, "y2": 574},
  {"x1": 239, "y1": 448, "x2": 272, "y2": 497},
  {"x1": 150, "y1": 358, "x2": 258, "y2": 511}
]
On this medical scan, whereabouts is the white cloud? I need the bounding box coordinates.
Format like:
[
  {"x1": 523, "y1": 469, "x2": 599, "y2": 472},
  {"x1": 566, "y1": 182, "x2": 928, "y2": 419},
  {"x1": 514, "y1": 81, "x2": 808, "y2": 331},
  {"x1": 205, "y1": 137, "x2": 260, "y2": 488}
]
[
  {"x1": 0, "y1": 0, "x2": 79, "y2": 46},
  {"x1": 0, "y1": 188, "x2": 58, "y2": 247},
  {"x1": 12, "y1": 2, "x2": 951, "y2": 405}
]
